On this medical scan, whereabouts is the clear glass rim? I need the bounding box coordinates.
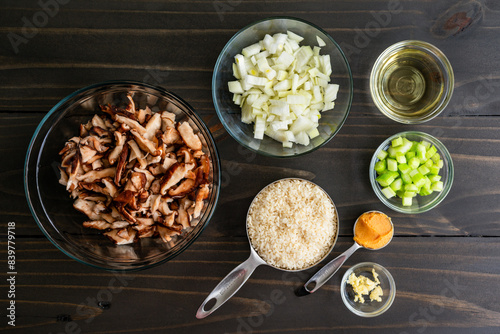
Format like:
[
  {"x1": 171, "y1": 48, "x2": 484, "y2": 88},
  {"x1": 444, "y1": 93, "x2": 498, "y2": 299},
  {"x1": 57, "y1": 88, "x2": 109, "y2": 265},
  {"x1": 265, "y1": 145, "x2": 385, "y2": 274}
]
[
  {"x1": 369, "y1": 131, "x2": 454, "y2": 214},
  {"x1": 340, "y1": 262, "x2": 396, "y2": 317},
  {"x1": 212, "y1": 16, "x2": 353, "y2": 158},
  {"x1": 370, "y1": 40, "x2": 455, "y2": 124},
  {"x1": 24, "y1": 80, "x2": 221, "y2": 271}
]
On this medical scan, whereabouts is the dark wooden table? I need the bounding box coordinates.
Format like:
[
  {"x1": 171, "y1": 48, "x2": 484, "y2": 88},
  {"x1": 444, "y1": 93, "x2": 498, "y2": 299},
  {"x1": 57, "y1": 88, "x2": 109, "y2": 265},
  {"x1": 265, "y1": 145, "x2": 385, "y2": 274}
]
[{"x1": 1, "y1": 0, "x2": 500, "y2": 333}]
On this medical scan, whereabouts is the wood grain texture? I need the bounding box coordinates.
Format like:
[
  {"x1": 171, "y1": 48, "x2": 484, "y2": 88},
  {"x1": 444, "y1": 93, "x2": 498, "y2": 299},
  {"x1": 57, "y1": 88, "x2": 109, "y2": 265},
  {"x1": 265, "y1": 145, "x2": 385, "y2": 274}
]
[
  {"x1": 2, "y1": 114, "x2": 499, "y2": 237},
  {"x1": 1, "y1": 237, "x2": 500, "y2": 333},
  {"x1": 1, "y1": 0, "x2": 499, "y2": 115},
  {"x1": 0, "y1": 0, "x2": 499, "y2": 333}
]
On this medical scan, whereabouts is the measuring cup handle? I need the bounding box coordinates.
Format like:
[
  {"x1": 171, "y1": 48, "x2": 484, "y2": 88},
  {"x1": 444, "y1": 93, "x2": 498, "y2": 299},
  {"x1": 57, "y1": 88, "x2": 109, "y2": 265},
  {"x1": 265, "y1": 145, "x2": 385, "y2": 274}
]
[
  {"x1": 303, "y1": 243, "x2": 361, "y2": 294},
  {"x1": 196, "y1": 253, "x2": 263, "y2": 319}
]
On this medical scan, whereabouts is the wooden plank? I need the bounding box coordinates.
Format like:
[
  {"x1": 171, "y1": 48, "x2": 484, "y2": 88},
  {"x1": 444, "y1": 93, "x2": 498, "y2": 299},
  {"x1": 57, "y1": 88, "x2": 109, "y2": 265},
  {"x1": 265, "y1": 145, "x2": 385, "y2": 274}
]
[
  {"x1": 2, "y1": 113, "x2": 500, "y2": 237},
  {"x1": 0, "y1": 236, "x2": 499, "y2": 333},
  {"x1": 0, "y1": 1, "x2": 498, "y2": 115},
  {"x1": 0, "y1": 1, "x2": 499, "y2": 333}
]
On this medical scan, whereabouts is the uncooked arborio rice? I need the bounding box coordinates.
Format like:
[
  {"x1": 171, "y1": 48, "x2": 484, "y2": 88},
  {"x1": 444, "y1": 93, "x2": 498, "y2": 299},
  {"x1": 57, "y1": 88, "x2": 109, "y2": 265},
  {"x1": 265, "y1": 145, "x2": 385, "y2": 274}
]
[{"x1": 247, "y1": 179, "x2": 337, "y2": 270}]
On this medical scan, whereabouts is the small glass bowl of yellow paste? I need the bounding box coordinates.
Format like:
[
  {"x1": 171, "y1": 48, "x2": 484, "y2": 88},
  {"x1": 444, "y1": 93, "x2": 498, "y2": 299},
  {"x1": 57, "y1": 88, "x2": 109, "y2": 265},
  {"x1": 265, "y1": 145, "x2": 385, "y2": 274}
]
[{"x1": 341, "y1": 262, "x2": 396, "y2": 317}]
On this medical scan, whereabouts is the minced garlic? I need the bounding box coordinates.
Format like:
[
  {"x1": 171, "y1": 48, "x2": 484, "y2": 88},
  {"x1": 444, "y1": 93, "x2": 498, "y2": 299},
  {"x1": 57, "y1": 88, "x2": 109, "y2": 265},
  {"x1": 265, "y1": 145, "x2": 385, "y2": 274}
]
[{"x1": 347, "y1": 269, "x2": 383, "y2": 303}]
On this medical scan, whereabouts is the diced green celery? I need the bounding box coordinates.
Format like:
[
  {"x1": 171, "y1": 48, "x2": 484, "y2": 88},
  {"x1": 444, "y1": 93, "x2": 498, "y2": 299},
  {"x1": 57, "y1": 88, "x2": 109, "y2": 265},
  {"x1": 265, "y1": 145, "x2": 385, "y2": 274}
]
[
  {"x1": 406, "y1": 151, "x2": 415, "y2": 160},
  {"x1": 408, "y1": 157, "x2": 420, "y2": 169},
  {"x1": 416, "y1": 143, "x2": 427, "y2": 161},
  {"x1": 416, "y1": 142, "x2": 426, "y2": 152},
  {"x1": 412, "y1": 172, "x2": 426, "y2": 188},
  {"x1": 380, "y1": 187, "x2": 395, "y2": 199},
  {"x1": 421, "y1": 140, "x2": 431, "y2": 149},
  {"x1": 404, "y1": 191, "x2": 417, "y2": 198},
  {"x1": 430, "y1": 166, "x2": 441, "y2": 175},
  {"x1": 428, "y1": 174, "x2": 441, "y2": 183},
  {"x1": 413, "y1": 175, "x2": 426, "y2": 188},
  {"x1": 431, "y1": 181, "x2": 444, "y2": 192},
  {"x1": 426, "y1": 145, "x2": 437, "y2": 159},
  {"x1": 381, "y1": 186, "x2": 397, "y2": 199},
  {"x1": 405, "y1": 184, "x2": 418, "y2": 192},
  {"x1": 376, "y1": 171, "x2": 398, "y2": 187},
  {"x1": 396, "y1": 152, "x2": 407, "y2": 164},
  {"x1": 418, "y1": 165, "x2": 430, "y2": 175},
  {"x1": 373, "y1": 136, "x2": 445, "y2": 203},
  {"x1": 374, "y1": 160, "x2": 386, "y2": 173},
  {"x1": 402, "y1": 196, "x2": 412, "y2": 206},
  {"x1": 387, "y1": 146, "x2": 397, "y2": 158},
  {"x1": 431, "y1": 152, "x2": 441, "y2": 163},
  {"x1": 401, "y1": 173, "x2": 412, "y2": 184},
  {"x1": 393, "y1": 139, "x2": 413, "y2": 155},
  {"x1": 398, "y1": 163, "x2": 411, "y2": 174},
  {"x1": 420, "y1": 186, "x2": 431, "y2": 197},
  {"x1": 391, "y1": 136, "x2": 403, "y2": 147},
  {"x1": 423, "y1": 176, "x2": 432, "y2": 189},
  {"x1": 409, "y1": 169, "x2": 419, "y2": 178},
  {"x1": 390, "y1": 178, "x2": 403, "y2": 191},
  {"x1": 387, "y1": 158, "x2": 398, "y2": 172},
  {"x1": 419, "y1": 187, "x2": 433, "y2": 196},
  {"x1": 377, "y1": 150, "x2": 388, "y2": 161}
]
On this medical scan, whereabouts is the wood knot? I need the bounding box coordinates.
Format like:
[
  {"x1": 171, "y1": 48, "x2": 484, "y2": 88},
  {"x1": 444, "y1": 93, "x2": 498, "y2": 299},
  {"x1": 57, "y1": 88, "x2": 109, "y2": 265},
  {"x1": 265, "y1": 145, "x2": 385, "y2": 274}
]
[
  {"x1": 431, "y1": 0, "x2": 484, "y2": 38},
  {"x1": 56, "y1": 314, "x2": 72, "y2": 322}
]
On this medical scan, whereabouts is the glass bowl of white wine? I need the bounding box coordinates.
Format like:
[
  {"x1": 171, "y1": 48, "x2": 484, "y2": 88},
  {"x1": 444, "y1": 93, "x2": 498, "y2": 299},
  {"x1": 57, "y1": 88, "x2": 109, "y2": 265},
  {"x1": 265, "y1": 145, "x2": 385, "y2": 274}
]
[{"x1": 370, "y1": 40, "x2": 454, "y2": 124}]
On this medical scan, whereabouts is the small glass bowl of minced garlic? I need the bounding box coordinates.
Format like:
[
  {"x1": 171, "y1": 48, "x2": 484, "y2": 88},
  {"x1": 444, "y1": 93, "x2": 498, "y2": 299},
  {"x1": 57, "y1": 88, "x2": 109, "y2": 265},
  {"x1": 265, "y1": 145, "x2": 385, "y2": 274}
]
[{"x1": 340, "y1": 262, "x2": 396, "y2": 317}]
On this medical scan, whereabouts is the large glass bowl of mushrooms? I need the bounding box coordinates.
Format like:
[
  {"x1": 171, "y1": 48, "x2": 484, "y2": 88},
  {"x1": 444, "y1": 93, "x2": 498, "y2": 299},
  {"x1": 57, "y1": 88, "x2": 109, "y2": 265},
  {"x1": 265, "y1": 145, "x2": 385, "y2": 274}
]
[{"x1": 25, "y1": 81, "x2": 220, "y2": 271}]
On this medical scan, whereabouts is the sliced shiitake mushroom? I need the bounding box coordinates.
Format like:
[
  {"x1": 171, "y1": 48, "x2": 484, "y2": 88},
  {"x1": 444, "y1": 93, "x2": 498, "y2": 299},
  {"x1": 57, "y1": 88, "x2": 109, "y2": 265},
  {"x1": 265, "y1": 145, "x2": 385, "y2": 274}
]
[{"x1": 58, "y1": 96, "x2": 212, "y2": 245}]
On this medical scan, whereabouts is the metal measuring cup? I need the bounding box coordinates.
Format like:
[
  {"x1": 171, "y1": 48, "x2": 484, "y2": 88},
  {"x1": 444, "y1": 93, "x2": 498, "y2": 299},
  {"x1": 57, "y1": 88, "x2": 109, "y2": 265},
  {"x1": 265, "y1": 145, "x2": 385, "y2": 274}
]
[
  {"x1": 303, "y1": 210, "x2": 393, "y2": 294},
  {"x1": 196, "y1": 178, "x2": 339, "y2": 319}
]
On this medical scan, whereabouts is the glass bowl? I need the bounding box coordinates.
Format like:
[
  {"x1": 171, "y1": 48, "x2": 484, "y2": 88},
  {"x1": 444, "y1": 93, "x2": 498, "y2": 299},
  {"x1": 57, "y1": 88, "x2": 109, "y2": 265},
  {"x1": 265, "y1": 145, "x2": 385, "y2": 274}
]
[
  {"x1": 370, "y1": 40, "x2": 454, "y2": 124},
  {"x1": 369, "y1": 131, "x2": 453, "y2": 214},
  {"x1": 24, "y1": 81, "x2": 221, "y2": 271},
  {"x1": 341, "y1": 262, "x2": 396, "y2": 317},
  {"x1": 212, "y1": 16, "x2": 353, "y2": 157}
]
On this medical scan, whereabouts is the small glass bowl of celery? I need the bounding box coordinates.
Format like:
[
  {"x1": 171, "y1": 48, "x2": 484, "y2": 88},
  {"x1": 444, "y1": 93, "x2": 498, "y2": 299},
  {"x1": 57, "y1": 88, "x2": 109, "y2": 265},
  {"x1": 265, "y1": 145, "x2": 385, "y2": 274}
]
[{"x1": 369, "y1": 131, "x2": 454, "y2": 214}]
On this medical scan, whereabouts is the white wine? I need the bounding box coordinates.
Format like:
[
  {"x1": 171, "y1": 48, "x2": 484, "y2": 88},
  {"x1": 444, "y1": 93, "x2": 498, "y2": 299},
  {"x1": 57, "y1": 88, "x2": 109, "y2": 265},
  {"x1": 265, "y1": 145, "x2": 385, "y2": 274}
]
[
  {"x1": 378, "y1": 48, "x2": 444, "y2": 115},
  {"x1": 370, "y1": 41, "x2": 454, "y2": 124}
]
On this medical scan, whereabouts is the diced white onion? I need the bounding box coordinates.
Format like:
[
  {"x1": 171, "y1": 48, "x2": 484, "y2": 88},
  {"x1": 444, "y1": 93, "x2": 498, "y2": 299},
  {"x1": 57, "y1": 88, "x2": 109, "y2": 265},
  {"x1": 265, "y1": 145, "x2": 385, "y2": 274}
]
[
  {"x1": 287, "y1": 30, "x2": 304, "y2": 42},
  {"x1": 273, "y1": 79, "x2": 292, "y2": 92},
  {"x1": 228, "y1": 81, "x2": 244, "y2": 94},
  {"x1": 316, "y1": 36, "x2": 326, "y2": 47},
  {"x1": 245, "y1": 75, "x2": 268, "y2": 86},
  {"x1": 230, "y1": 31, "x2": 340, "y2": 147},
  {"x1": 235, "y1": 54, "x2": 246, "y2": 79},
  {"x1": 242, "y1": 43, "x2": 261, "y2": 57},
  {"x1": 287, "y1": 94, "x2": 308, "y2": 105}
]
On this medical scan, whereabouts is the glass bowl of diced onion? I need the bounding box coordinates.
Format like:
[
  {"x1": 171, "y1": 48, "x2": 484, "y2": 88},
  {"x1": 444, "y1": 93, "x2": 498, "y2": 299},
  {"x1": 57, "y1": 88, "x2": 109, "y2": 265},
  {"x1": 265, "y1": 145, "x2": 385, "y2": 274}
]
[
  {"x1": 369, "y1": 131, "x2": 454, "y2": 214},
  {"x1": 212, "y1": 17, "x2": 353, "y2": 157}
]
